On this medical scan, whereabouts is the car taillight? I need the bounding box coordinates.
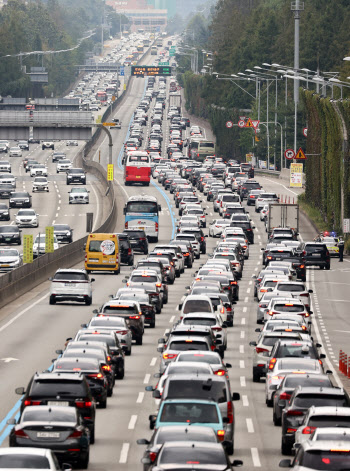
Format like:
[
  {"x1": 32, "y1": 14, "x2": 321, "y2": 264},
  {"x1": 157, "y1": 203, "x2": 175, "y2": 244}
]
[
  {"x1": 300, "y1": 264, "x2": 305, "y2": 269},
  {"x1": 116, "y1": 330, "x2": 128, "y2": 335},
  {"x1": 140, "y1": 237, "x2": 146, "y2": 241},
  {"x1": 299, "y1": 293, "x2": 309, "y2": 297},
  {"x1": 301, "y1": 425, "x2": 316, "y2": 434},
  {"x1": 279, "y1": 392, "x2": 291, "y2": 400},
  {"x1": 227, "y1": 401, "x2": 233, "y2": 424},
  {"x1": 212, "y1": 327, "x2": 222, "y2": 332},
  {"x1": 250, "y1": 195, "x2": 254, "y2": 198},
  {"x1": 215, "y1": 369, "x2": 226, "y2": 376},
  {"x1": 267, "y1": 256, "x2": 272, "y2": 260},
  {"x1": 217, "y1": 430, "x2": 225, "y2": 441},
  {"x1": 102, "y1": 365, "x2": 111, "y2": 371},
  {"x1": 163, "y1": 353, "x2": 177, "y2": 360},
  {"x1": 128, "y1": 248, "x2": 132, "y2": 255},
  {"x1": 76, "y1": 400, "x2": 92, "y2": 408},
  {"x1": 256, "y1": 347, "x2": 269, "y2": 354},
  {"x1": 15, "y1": 429, "x2": 29, "y2": 438},
  {"x1": 88, "y1": 373, "x2": 104, "y2": 379},
  {"x1": 269, "y1": 310, "x2": 278, "y2": 316},
  {"x1": 287, "y1": 410, "x2": 303, "y2": 416},
  {"x1": 68, "y1": 430, "x2": 83, "y2": 438},
  {"x1": 149, "y1": 451, "x2": 157, "y2": 462},
  {"x1": 129, "y1": 315, "x2": 140, "y2": 319},
  {"x1": 125, "y1": 222, "x2": 128, "y2": 229},
  {"x1": 24, "y1": 399, "x2": 41, "y2": 406},
  {"x1": 211, "y1": 345, "x2": 216, "y2": 351},
  {"x1": 268, "y1": 358, "x2": 277, "y2": 370}
]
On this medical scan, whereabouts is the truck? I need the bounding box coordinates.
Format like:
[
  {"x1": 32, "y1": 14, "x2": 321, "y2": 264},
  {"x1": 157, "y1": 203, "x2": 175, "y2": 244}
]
[
  {"x1": 266, "y1": 203, "x2": 299, "y2": 235},
  {"x1": 169, "y1": 93, "x2": 181, "y2": 112}
]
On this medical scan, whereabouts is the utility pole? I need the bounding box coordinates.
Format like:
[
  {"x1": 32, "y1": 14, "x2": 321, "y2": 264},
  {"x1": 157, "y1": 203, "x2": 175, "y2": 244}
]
[
  {"x1": 291, "y1": 0, "x2": 304, "y2": 157},
  {"x1": 101, "y1": 0, "x2": 105, "y2": 55}
]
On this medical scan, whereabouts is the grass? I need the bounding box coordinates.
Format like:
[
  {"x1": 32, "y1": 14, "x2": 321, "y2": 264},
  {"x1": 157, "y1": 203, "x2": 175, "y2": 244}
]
[{"x1": 297, "y1": 193, "x2": 329, "y2": 234}]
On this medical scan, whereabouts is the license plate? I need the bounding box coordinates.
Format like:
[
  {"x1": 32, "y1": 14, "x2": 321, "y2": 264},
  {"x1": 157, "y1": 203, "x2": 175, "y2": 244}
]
[
  {"x1": 5, "y1": 238, "x2": 11, "y2": 241},
  {"x1": 37, "y1": 432, "x2": 60, "y2": 438},
  {"x1": 312, "y1": 253, "x2": 321, "y2": 257},
  {"x1": 136, "y1": 176, "x2": 141, "y2": 178},
  {"x1": 89, "y1": 259, "x2": 99, "y2": 262},
  {"x1": 47, "y1": 401, "x2": 69, "y2": 407},
  {"x1": 138, "y1": 227, "x2": 144, "y2": 230},
  {"x1": 0, "y1": 264, "x2": 9, "y2": 267},
  {"x1": 65, "y1": 283, "x2": 75, "y2": 287}
]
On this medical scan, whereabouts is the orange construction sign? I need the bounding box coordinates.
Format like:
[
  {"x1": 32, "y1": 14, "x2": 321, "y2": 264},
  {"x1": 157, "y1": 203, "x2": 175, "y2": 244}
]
[
  {"x1": 245, "y1": 118, "x2": 254, "y2": 128},
  {"x1": 295, "y1": 147, "x2": 307, "y2": 160}
]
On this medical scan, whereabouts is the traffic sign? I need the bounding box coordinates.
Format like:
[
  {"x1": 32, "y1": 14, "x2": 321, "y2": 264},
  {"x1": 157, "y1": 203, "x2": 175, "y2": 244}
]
[
  {"x1": 239, "y1": 116, "x2": 246, "y2": 121},
  {"x1": 284, "y1": 148, "x2": 295, "y2": 160},
  {"x1": 45, "y1": 226, "x2": 54, "y2": 253},
  {"x1": 107, "y1": 164, "x2": 114, "y2": 181},
  {"x1": 120, "y1": 66, "x2": 125, "y2": 76},
  {"x1": 226, "y1": 121, "x2": 233, "y2": 129},
  {"x1": 176, "y1": 86, "x2": 181, "y2": 90},
  {"x1": 295, "y1": 147, "x2": 307, "y2": 160},
  {"x1": 103, "y1": 122, "x2": 116, "y2": 126},
  {"x1": 245, "y1": 118, "x2": 254, "y2": 128},
  {"x1": 159, "y1": 61, "x2": 169, "y2": 66},
  {"x1": 251, "y1": 120, "x2": 260, "y2": 130},
  {"x1": 169, "y1": 51, "x2": 175, "y2": 56},
  {"x1": 238, "y1": 120, "x2": 245, "y2": 128},
  {"x1": 23, "y1": 234, "x2": 33, "y2": 264},
  {"x1": 343, "y1": 219, "x2": 350, "y2": 234},
  {"x1": 303, "y1": 127, "x2": 308, "y2": 137}
]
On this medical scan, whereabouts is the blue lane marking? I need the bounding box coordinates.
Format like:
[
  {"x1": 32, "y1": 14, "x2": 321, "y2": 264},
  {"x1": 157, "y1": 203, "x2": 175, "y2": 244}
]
[
  {"x1": 0, "y1": 411, "x2": 20, "y2": 446},
  {"x1": 0, "y1": 398, "x2": 23, "y2": 435},
  {"x1": 150, "y1": 180, "x2": 176, "y2": 239}
]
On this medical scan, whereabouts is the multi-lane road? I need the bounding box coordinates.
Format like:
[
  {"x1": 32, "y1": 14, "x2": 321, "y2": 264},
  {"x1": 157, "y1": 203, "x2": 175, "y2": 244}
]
[{"x1": 1, "y1": 44, "x2": 350, "y2": 471}]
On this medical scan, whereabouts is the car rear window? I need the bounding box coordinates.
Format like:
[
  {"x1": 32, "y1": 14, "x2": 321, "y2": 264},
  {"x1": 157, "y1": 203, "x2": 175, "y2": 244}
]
[
  {"x1": 277, "y1": 345, "x2": 317, "y2": 358},
  {"x1": 22, "y1": 408, "x2": 76, "y2": 423},
  {"x1": 308, "y1": 416, "x2": 350, "y2": 427},
  {"x1": 285, "y1": 377, "x2": 332, "y2": 388},
  {"x1": 305, "y1": 244, "x2": 327, "y2": 253},
  {"x1": 0, "y1": 455, "x2": 51, "y2": 469},
  {"x1": 168, "y1": 340, "x2": 209, "y2": 351},
  {"x1": 53, "y1": 272, "x2": 87, "y2": 281},
  {"x1": 183, "y1": 300, "x2": 212, "y2": 314},
  {"x1": 177, "y1": 353, "x2": 220, "y2": 365},
  {"x1": 295, "y1": 394, "x2": 348, "y2": 408},
  {"x1": 277, "y1": 284, "x2": 305, "y2": 292},
  {"x1": 87, "y1": 240, "x2": 115, "y2": 254},
  {"x1": 160, "y1": 402, "x2": 219, "y2": 423},
  {"x1": 31, "y1": 379, "x2": 86, "y2": 397},
  {"x1": 156, "y1": 429, "x2": 216, "y2": 444},
  {"x1": 166, "y1": 380, "x2": 227, "y2": 403},
  {"x1": 102, "y1": 305, "x2": 138, "y2": 314},
  {"x1": 274, "y1": 303, "x2": 305, "y2": 313},
  {"x1": 183, "y1": 318, "x2": 216, "y2": 326}
]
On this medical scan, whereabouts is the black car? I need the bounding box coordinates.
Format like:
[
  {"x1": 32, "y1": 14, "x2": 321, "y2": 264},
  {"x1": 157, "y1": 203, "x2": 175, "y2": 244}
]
[
  {"x1": 52, "y1": 152, "x2": 66, "y2": 163},
  {"x1": 17, "y1": 140, "x2": 29, "y2": 151},
  {"x1": 0, "y1": 225, "x2": 21, "y2": 245},
  {"x1": 15, "y1": 372, "x2": 96, "y2": 443},
  {"x1": 282, "y1": 256, "x2": 306, "y2": 282},
  {"x1": 281, "y1": 386, "x2": 350, "y2": 454},
  {"x1": 117, "y1": 233, "x2": 134, "y2": 265},
  {"x1": 123, "y1": 229, "x2": 148, "y2": 254},
  {"x1": 66, "y1": 168, "x2": 86, "y2": 185},
  {"x1": 9, "y1": 191, "x2": 32, "y2": 208},
  {"x1": 8, "y1": 406, "x2": 90, "y2": 468},
  {"x1": 0, "y1": 185, "x2": 13, "y2": 199},
  {"x1": 52, "y1": 358, "x2": 108, "y2": 408},
  {"x1": 239, "y1": 180, "x2": 261, "y2": 199},
  {"x1": 0, "y1": 203, "x2": 10, "y2": 220},
  {"x1": 179, "y1": 227, "x2": 207, "y2": 254},
  {"x1": 301, "y1": 242, "x2": 330, "y2": 270},
  {"x1": 53, "y1": 224, "x2": 73, "y2": 244},
  {"x1": 241, "y1": 162, "x2": 254, "y2": 178},
  {"x1": 229, "y1": 220, "x2": 255, "y2": 244},
  {"x1": 118, "y1": 290, "x2": 156, "y2": 329}
]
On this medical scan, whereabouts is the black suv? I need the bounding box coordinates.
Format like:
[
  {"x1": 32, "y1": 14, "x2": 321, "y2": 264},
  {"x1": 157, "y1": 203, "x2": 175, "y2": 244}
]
[
  {"x1": 123, "y1": 229, "x2": 148, "y2": 254},
  {"x1": 281, "y1": 386, "x2": 350, "y2": 454},
  {"x1": 301, "y1": 242, "x2": 330, "y2": 270},
  {"x1": 66, "y1": 168, "x2": 86, "y2": 185},
  {"x1": 117, "y1": 233, "x2": 134, "y2": 265},
  {"x1": 239, "y1": 180, "x2": 261, "y2": 199},
  {"x1": 230, "y1": 219, "x2": 255, "y2": 244},
  {"x1": 15, "y1": 372, "x2": 96, "y2": 443},
  {"x1": 9, "y1": 191, "x2": 32, "y2": 208},
  {"x1": 0, "y1": 225, "x2": 21, "y2": 245}
]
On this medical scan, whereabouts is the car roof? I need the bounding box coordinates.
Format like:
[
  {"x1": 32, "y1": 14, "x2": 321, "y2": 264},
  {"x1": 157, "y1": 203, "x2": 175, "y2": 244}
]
[
  {"x1": 0, "y1": 447, "x2": 52, "y2": 456},
  {"x1": 308, "y1": 406, "x2": 350, "y2": 416}
]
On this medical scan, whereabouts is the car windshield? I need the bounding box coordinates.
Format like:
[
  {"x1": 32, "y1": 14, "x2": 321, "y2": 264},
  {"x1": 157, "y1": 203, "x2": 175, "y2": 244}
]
[
  {"x1": 309, "y1": 416, "x2": 350, "y2": 427},
  {"x1": 70, "y1": 169, "x2": 84, "y2": 174},
  {"x1": 34, "y1": 178, "x2": 47, "y2": 182},
  {"x1": 183, "y1": 300, "x2": 212, "y2": 314},
  {"x1": 160, "y1": 402, "x2": 219, "y2": 424},
  {"x1": 160, "y1": 447, "x2": 226, "y2": 465},
  {"x1": 262, "y1": 336, "x2": 282, "y2": 347},
  {"x1": 0, "y1": 455, "x2": 51, "y2": 469},
  {"x1": 0, "y1": 249, "x2": 18, "y2": 256},
  {"x1": 88, "y1": 240, "x2": 115, "y2": 254},
  {"x1": 130, "y1": 275, "x2": 157, "y2": 283},
  {"x1": 35, "y1": 235, "x2": 57, "y2": 243},
  {"x1": 22, "y1": 408, "x2": 76, "y2": 423},
  {"x1": 277, "y1": 345, "x2": 316, "y2": 358},
  {"x1": 301, "y1": 450, "x2": 350, "y2": 470},
  {"x1": 177, "y1": 353, "x2": 220, "y2": 365},
  {"x1": 0, "y1": 227, "x2": 18, "y2": 234},
  {"x1": 71, "y1": 188, "x2": 87, "y2": 193},
  {"x1": 102, "y1": 306, "x2": 137, "y2": 314},
  {"x1": 125, "y1": 202, "x2": 158, "y2": 213},
  {"x1": 156, "y1": 429, "x2": 215, "y2": 444},
  {"x1": 12, "y1": 193, "x2": 28, "y2": 197},
  {"x1": 119, "y1": 293, "x2": 149, "y2": 303},
  {"x1": 18, "y1": 210, "x2": 35, "y2": 215},
  {"x1": 273, "y1": 304, "x2": 304, "y2": 313}
]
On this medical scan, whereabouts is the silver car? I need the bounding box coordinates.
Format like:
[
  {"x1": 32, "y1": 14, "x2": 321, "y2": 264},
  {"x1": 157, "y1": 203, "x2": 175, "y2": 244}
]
[
  {"x1": 56, "y1": 159, "x2": 73, "y2": 173},
  {"x1": 15, "y1": 209, "x2": 39, "y2": 227},
  {"x1": 0, "y1": 161, "x2": 11, "y2": 173},
  {"x1": 9, "y1": 146, "x2": 22, "y2": 157},
  {"x1": 0, "y1": 248, "x2": 22, "y2": 271},
  {"x1": 86, "y1": 315, "x2": 133, "y2": 356}
]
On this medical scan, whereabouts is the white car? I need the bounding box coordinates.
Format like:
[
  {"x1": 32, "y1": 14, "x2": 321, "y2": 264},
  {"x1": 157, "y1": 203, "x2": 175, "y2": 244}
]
[
  {"x1": 0, "y1": 248, "x2": 22, "y2": 271},
  {"x1": 0, "y1": 447, "x2": 61, "y2": 471},
  {"x1": 0, "y1": 160, "x2": 11, "y2": 172},
  {"x1": 66, "y1": 140, "x2": 78, "y2": 146},
  {"x1": 209, "y1": 219, "x2": 231, "y2": 237},
  {"x1": 69, "y1": 187, "x2": 89, "y2": 204},
  {"x1": 49, "y1": 268, "x2": 94, "y2": 305},
  {"x1": 56, "y1": 159, "x2": 73, "y2": 173},
  {"x1": 30, "y1": 164, "x2": 48, "y2": 177},
  {"x1": 9, "y1": 146, "x2": 22, "y2": 157},
  {"x1": 33, "y1": 233, "x2": 59, "y2": 257},
  {"x1": 15, "y1": 209, "x2": 39, "y2": 227},
  {"x1": 0, "y1": 173, "x2": 16, "y2": 188},
  {"x1": 32, "y1": 176, "x2": 49, "y2": 192}
]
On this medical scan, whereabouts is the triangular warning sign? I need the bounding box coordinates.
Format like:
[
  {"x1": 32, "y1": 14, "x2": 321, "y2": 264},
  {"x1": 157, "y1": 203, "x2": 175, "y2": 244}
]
[
  {"x1": 245, "y1": 118, "x2": 254, "y2": 128},
  {"x1": 251, "y1": 120, "x2": 260, "y2": 129},
  {"x1": 295, "y1": 147, "x2": 307, "y2": 159}
]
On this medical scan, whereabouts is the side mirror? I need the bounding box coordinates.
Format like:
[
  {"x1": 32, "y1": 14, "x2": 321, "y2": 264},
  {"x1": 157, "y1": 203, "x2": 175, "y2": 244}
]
[
  {"x1": 6, "y1": 418, "x2": 16, "y2": 425},
  {"x1": 249, "y1": 341, "x2": 257, "y2": 347},
  {"x1": 326, "y1": 370, "x2": 333, "y2": 375},
  {"x1": 145, "y1": 385, "x2": 153, "y2": 392},
  {"x1": 225, "y1": 363, "x2": 232, "y2": 368},
  {"x1": 15, "y1": 387, "x2": 25, "y2": 395},
  {"x1": 93, "y1": 309, "x2": 99, "y2": 314},
  {"x1": 81, "y1": 324, "x2": 88, "y2": 328},
  {"x1": 149, "y1": 414, "x2": 157, "y2": 430},
  {"x1": 178, "y1": 304, "x2": 182, "y2": 310},
  {"x1": 185, "y1": 286, "x2": 190, "y2": 290},
  {"x1": 279, "y1": 459, "x2": 292, "y2": 468},
  {"x1": 66, "y1": 337, "x2": 72, "y2": 342},
  {"x1": 141, "y1": 458, "x2": 152, "y2": 465},
  {"x1": 48, "y1": 277, "x2": 53, "y2": 281},
  {"x1": 320, "y1": 353, "x2": 326, "y2": 359},
  {"x1": 137, "y1": 438, "x2": 150, "y2": 445},
  {"x1": 56, "y1": 349, "x2": 63, "y2": 355},
  {"x1": 316, "y1": 343, "x2": 322, "y2": 348},
  {"x1": 232, "y1": 460, "x2": 243, "y2": 467},
  {"x1": 91, "y1": 278, "x2": 95, "y2": 282},
  {"x1": 152, "y1": 390, "x2": 161, "y2": 399},
  {"x1": 255, "y1": 328, "x2": 261, "y2": 332},
  {"x1": 157, "y1": 346, "x2": 164, "y2": 353},
  {"x1": 308, "y1": 289, "x2": 313, "y2": 293},
  {"x1": 123, "y1": 208, "x2": 126, "y2": 215},
  {"x1": 232, "y1": 392, "x2": 240, "y2": 401},
  {"x1": 61, "y1": 464, "x2": 72, "y2": 471},
  {"x1": 158, "y1": 338, "x2": 166, "y2": 344},
  {"x1": 154, "y1": 372, "x2": 161, "y2": 378},
  {"x1": 122, "y1": 279, "x2": 127, "y2": 283}
]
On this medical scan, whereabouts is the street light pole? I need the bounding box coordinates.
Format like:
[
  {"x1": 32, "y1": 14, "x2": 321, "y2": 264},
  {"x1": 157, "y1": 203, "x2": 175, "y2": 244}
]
[{"x1": 291, "y1": 0, "x2": 304, "y2": 157}]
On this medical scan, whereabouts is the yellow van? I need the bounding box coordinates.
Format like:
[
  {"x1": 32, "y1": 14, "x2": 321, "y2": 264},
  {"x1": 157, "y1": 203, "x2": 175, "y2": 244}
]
[{"x1": 84, "y1": 233, "x2": 120, "y2": 274}]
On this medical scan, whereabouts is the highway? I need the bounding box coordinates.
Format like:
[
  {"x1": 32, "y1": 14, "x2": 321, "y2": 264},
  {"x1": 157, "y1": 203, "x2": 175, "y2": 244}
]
[{"x1": 1, "y1": 43, "x2": 350, "y2": 471}]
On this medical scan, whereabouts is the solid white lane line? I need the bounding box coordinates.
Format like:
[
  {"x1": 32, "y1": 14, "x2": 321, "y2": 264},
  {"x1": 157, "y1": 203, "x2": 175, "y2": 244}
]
[
  {"x1": 119, "y1": 443, "x2": 130, "y2": 464},
  {"x1": 143, "y1": 374, "x2": 151, "y2": 384},
  {"x1": 136, "y1": 392, "x2": 144, "y2": 404},
  {"x1": 251, "y1": 448, "x2": 261, "y2": 467},
  {"x1": 242, "y1": 395, "x2": 249, "y2": 407},
  {"x1": 246, "y1": 418, "x2": 254, "y2": 433},
  {"x1": 0, "y1": 292, "x2": 48, "y2": 333},
  {"x1": 128, "y1": 415, "x2": 137, "y2": 430}
]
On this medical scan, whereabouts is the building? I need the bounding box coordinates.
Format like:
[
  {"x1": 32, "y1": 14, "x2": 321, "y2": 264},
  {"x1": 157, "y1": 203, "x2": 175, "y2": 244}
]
[{"x1": 107, "y1": 0, "x2": 167, "y2": 32}]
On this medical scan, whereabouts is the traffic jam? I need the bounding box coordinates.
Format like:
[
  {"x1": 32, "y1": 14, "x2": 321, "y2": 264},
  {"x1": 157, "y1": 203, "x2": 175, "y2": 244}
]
[{"x1": 1, "y1": 37, "x2": 349, "y2": 471}]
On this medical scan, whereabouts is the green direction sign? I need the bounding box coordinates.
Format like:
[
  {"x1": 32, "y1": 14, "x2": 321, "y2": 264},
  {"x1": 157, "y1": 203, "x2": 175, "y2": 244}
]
[
  {"x1": 169, "y1": 51, "x2": 175, "y2": 57},
  {"x1": 170, "y1": 46, "x2": 175, "y2": 50},
  {"x1": 159, "y1": 61, "x2": 169, "y2": 66}
]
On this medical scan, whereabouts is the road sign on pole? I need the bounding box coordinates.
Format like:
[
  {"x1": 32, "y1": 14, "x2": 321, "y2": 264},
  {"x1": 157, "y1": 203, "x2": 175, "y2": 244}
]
[
  {"x1": 107, "y1": 164, "x2": 114, "y2": 181},
  {"x1": 284, "y1": 148, "x2": 295, "y2": 160},
  {"x1": 23, "y1": 234, "x2": 33, "y2": 264},
  {"x1": 303, "y1": 127, "x2": 308, "y2": 137},
  {"x1": 251, "y1": 120, "x2": 260, "y2": 130},
  {"x1": 290, "y1": 163, "x2": 303, "y2": 188},
  {"x1": 343, "y1": 219, "x2": 350, "y2": 234},
  {"x1": 245, "y1": 118, "x2": 254, "y2": 128},
  {"x1": 295, "y1": 147, "x2": 307, "y2": 160},
  {"x1": 45, "y1": 226, "x2": 54, "y2": 253},
  {"x1": 226, "y1": 121, "x2": 233, "y2": 129},
  {"x1": 238, "y1": 120, "x2": 245, "y2": 128}
]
